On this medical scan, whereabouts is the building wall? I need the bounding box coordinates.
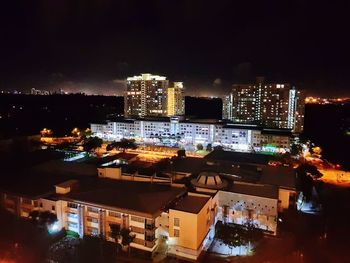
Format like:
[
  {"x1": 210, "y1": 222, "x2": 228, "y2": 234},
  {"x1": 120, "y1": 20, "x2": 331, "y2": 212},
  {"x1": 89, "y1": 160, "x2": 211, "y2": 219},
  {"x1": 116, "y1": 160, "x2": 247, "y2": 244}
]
[
  {"x1": 278, "y1": 188, "x2": 297, "y2": 212},
  {"x1": 97, "y1": 167, "x2": 122, "y2": 180},
  {"x1": 167, "y1": 82, "x2": 185, "y2": 116},
  {"x1": 168, "y1": 194, "x2": 212, "y2": 259},
  {"x1": 215, "y1": 190, "x2": 278, "y2": 235},
  {"x1": 225, "y1": 82, "x2": 305, "y2": 133},
  {"x1": 125, "y1": 74, "x2": 169, "y2": 118},
  {"x1": 91, "y1": 120, "x2": 291, "y2": 152},
  {"x1": 60, "y1": 200, "x2": 158, "y2": 251}
]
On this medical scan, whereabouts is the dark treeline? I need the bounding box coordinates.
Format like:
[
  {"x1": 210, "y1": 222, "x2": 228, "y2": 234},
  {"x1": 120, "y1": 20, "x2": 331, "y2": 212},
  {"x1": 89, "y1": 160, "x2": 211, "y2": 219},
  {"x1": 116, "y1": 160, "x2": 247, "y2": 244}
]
[
  {"x1": 0, "y1": 94, "x2": 123, "y2": 138},
  {"x1": 303, "y1": 103, "x2": 350, "y2": 170}
]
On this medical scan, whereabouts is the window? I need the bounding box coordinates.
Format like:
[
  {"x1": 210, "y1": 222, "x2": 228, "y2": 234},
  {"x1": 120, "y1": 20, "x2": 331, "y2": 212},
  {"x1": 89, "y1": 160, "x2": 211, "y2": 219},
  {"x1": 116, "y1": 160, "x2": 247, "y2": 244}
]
[
  {"x1": 174, "y1": 218, "x2": 180, "y2": 227},
  {"x1": 87, "y1": 207, "x2": 99, "y2": 213},
  {"x1": 52, "y1": 206, "x2": 55, "y2": 211},
  {"x1": 68, "y1": 222, "x2": 78, "y2": 228},
  {"x1": 131, "y1": 226, "x2": 144, "y2": 234},
  {"x1": 68, "y1": 213, "x2": 78, "y2": 219},
  {"x1": 87, "y1": 227, "x2": 99, "y2": 236},
  {"x1": 131, "y1": 216, "x2": 144, "y2": 223},
  {"x1": 174, "y1": 229, "x2": 180, "y2": 237},
  {"x1": 108, "y1": 211, "x2": 121, "y2": 218},
  {"x1": 68, "y1": 202, "x2": 78, "y2": 209},
  {"x1": 87, "y1": 217, "x2": 99, "y2": 223},
  {"x1": 21, "y1": 198, "x2": 32, "y2": 205}
]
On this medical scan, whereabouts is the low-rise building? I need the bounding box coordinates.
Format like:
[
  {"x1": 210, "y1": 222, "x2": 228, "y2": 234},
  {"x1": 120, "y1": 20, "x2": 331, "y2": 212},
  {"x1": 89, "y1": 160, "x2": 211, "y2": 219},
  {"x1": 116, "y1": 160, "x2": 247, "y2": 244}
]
[
  {"x1": 91, "y1": 118, "x2": 292, "y2": 153},
  {"x1": 168, "y1": 193, "x2": 213, "y2": 260}
]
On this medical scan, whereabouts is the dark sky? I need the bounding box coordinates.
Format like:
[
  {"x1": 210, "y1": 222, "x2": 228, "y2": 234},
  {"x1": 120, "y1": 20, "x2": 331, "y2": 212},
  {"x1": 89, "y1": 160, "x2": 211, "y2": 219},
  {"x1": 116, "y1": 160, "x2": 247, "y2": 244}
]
[{"x1": 0, "y1": 0, "x2": 349, "y2": 96}]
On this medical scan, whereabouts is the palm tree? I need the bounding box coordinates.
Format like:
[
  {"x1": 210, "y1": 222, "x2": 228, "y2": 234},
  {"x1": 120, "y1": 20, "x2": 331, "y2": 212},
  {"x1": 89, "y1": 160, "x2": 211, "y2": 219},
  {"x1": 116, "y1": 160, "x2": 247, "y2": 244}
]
[{"x1": 109, "y1": 224, "x2": 122, "y2": 253}]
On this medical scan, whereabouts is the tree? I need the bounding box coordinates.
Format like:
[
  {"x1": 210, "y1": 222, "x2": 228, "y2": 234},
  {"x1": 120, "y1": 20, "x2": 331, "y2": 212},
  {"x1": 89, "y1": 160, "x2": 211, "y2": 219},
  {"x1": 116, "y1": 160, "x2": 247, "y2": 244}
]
[
  {"x1": 296, "y1": 164, "x2": 323, "y2": 201},
  {"x1": 120, "y1": 228, "x2": 135, "y2": 247},
  {"x1": 109, "y1": 224, "x2": 122, "y2": 252},
  {"x1": 29, "y1": 210, "x2": 58, "y2": 231},
  {"x1": 106, "y1": 141, "x2": 116, "y2": 151},
  {"x1": 213, "y1": 145, "x2": 224, "y2": 151},
  {"x1": 291, "y1": 143, "x2": 303, "y2": 156},
  {"x1": 206, "y1": 143, "x2": 213, "y2": 152},
  {"x1": 107, "y1": 139, "x2": 137, "y2": 152},
  {"x1": 83, "y1": 137, "x2": 103, "y2": 152},
  {"x1": 215, "y1": 221, "x2": 245, "y2": 254},
  {"x1": 196, "y1": 143, "x2": 204, "y2": 151},
  {"x1": 177, "y1": 149, "x2": 186, "y2": 158},
  {"x1": 242, "y1": 220, "x2": 264, "y2": 251},
  {"x1": 311, "y1": 146, "x2": 322, "y2": 156}
]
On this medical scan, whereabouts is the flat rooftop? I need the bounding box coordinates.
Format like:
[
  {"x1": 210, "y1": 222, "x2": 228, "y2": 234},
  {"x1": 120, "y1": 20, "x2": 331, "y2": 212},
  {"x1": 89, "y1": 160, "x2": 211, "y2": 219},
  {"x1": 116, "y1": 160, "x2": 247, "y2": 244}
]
[
  {"x1": 260, "y1": 166, "x2": 296, "y2": 189},
  {"x1": 229, "y1": 182, "x2": 279, "y2": 199},
  {"x1": 62, "y1": 179, "x2": 186, "y2": 218},
  {"x1": 205, "y1": 151, "x2": 279, "y2": 165},
  {"x1": 172, "y1": 194, "x2": 210, "y2": 214}
]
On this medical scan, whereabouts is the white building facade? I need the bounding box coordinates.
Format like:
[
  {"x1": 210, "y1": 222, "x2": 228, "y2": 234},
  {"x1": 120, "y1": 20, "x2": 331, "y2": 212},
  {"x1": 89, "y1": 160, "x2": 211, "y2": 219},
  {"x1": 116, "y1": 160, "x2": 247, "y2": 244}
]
[{"x1": 91, "y1": 118, "x2": 291, "y2": 152}]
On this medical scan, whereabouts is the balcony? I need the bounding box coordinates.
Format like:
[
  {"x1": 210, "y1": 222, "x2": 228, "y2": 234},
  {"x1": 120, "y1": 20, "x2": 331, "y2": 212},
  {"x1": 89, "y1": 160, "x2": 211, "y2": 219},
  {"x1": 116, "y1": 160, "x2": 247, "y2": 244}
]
[
  {"x1": 86, "y1": 221, "x2": 99, "y2": 229},
  {"x1": 86, "y1": 211, "x2": 99, "y2": 218},
  {"x1": 145, "y1": 234, "x2": 156, "y2": 242},
  {"x1": 145, "y1": 239, "x2": 157, "y2": 248},
  {"x1": 145, "y1": 224, "x2": 155, "y2": 230},
  {"x1": 130, "y1": 226, "x2": 145, "y2": 234},
  {"x1": 132, "y1": 238, "x2": 145, "y2": 246},
  {"x1": 65, "y1": 206, "x2": 78, "y2": 213}
]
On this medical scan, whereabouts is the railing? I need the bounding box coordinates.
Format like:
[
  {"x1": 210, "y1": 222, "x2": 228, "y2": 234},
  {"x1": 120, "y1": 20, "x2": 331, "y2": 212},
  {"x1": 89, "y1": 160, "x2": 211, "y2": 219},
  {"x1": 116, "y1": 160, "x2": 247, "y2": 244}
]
[
  {"x1": 65, "y1": 206, "x2": 78, "y2": 213},
  {"x1": 130, "y1": 226, "x2": 145, "y2": 234},
  {"x1": 132, "y1": 238, "x2": 145, "y2": 245},
  {"x1": 145, "y1": 239, "x2": 157, "y2": 248},
  {"x1": 145, "y1": 224, "x2": 155, "y2": 230},
  {"x1": 145, "y1": 235, "x2": 156, "y2": 242}
]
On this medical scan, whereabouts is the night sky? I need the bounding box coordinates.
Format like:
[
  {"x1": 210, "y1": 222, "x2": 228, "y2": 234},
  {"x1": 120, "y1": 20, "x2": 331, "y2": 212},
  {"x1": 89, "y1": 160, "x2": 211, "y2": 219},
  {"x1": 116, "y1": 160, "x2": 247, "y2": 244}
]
[{"x1": 0, "y1": 1, "x2": 349, "y2": 96}]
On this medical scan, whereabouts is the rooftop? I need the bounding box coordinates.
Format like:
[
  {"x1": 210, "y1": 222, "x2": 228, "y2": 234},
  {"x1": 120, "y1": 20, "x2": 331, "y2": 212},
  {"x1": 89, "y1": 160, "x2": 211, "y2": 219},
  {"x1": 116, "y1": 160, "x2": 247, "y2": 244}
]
[
  {"x1": 62, "y1": 179, "x2": 186, "y2": 218},
  {"x1": 205, "y1": 151, "x2": 279, "y2": 165},
  {"x1": 191, "y1": 171, "x2": 228, "y2": 190},
  {"x1": 172, "y1": 194, "x2": 210, "y2": 214},
  {"x1": 229, "y1": 182, "x2": 279, "y2": 199},
  {"x1": 55, "y1": 179, "x2": 79, "y2": 189},
  {"x1": 260, "y1": 166, "x2": 296, "y2": 189}
]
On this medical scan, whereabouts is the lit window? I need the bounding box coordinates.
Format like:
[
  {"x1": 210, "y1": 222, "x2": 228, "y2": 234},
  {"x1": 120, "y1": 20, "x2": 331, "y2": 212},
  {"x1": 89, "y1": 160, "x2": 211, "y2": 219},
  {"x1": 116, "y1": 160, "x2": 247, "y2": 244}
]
[{"x1": 174, "y1": 218, "x2": 180, "y2": 227}]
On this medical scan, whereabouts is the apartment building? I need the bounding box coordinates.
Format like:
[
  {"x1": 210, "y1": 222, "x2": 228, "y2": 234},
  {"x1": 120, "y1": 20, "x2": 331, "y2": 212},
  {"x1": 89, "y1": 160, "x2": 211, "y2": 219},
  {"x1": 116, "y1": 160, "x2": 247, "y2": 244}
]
[
  {"x1": 124, "y1": 74, "x2": 169, "y2": 118},
  {"x1": 91, "y1": 118, "x2": 292, "y2": 152},
  {"x1": 223, "y1": 78, "x2": 305, "y2": 133},
  {"x1": 168, "y1": 193, "x2": 213, "y2": 260},
  {"x1": 167, "y1": 82, "x2": 185, "y2": 116}
]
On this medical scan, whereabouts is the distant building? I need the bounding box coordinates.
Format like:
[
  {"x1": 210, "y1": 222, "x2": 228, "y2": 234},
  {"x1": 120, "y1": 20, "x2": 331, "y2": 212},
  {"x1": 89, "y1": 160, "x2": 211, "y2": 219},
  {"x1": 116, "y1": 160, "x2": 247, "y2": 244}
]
[
  {"x1": 124, "y1": 74, "x2": 169, "y2": 118},
  {"x1": 91, "y1": 118, "x2": 292, "y2": 153},
  {"x1": 30, "y1": 88, "x2": 51, "y2": 95},
  {"x1": 223, "y1": 77, "x2": 305, "y2": 133},
  {"x1": 167, "y1": 82, "x2": 185, "y2": 116},
  {"x1": 222, "y1": 94, "x2": 233, "y2": 120}
]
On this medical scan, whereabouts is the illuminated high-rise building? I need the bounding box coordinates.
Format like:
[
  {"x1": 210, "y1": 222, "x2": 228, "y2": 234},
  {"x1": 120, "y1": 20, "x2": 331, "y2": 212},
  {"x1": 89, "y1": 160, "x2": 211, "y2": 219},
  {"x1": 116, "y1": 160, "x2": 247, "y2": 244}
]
[
  {"x1": 224, "y1": 78, "x2": 305, "y2": 133},
  {"x1": 124, "y1": 74, "x2": 169, "y2": 118},
  {"x1": 222, "y1": 94, "x2": 233, "y2": 120},
  {"x1": 167, "y1": 82, "x2": 185, "y2": 116}
]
